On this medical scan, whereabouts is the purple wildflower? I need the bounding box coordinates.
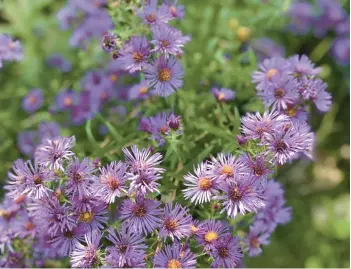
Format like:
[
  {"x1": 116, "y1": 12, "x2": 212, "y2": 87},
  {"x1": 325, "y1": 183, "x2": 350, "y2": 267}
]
[
  {"x1": 153, "y1": 243, "x2": 197, "y2": 268},
  {"x1": 56, "y1": 5, "x2": 78, "y2": 30},
  {"x1": 55, "y1": 89, "x2": 78, "y2": 111},
  {"x1": 159, "y1": 203, "x2": 192, "y2": 241},
  {"x1": 70, "y1": 231, "x2": 103, "y2": 268},
  {"x1": 244, "y1": 222, "x2": 271, "y2": 257},
  {"x1": 211, "y1": 87, "x2": 236, "y2": 102},
  {"x1": 38, "y1": 121, "x2": 61, "y2": 142},
  {"x1": 93, "y1": 161, "x2": 128, "y2": 204},
  {"x1": 0, "y1": 34, "x2": 23, "y2": 67},
  {"x1": 22, "y1": 89, "x2": 43, "y2": 113},
  {"x1": 241, "y1": 154, "x2": 272, "y2": 187},
  {"x1": 287, "y1": 1, "x2": 315, "y2": 35},
  {"x1": 162, "y1": 0, "x2": 185, "y2": 20},
  {"x1": 138, "y1": 0, "x2": 172, "y2": 26},
  {"x1": 119, "y1": 195, "x2": 162, "y2": 235},
  {"x1": 331, "y1": 37, "x2": 350, "y2": 66},
  {"x1": 211, "y1": 235, "x2": 243, "y2": 268},
  {"x1": 288, "y1": 54, "x2": 322, "y2": 77},
  {"x1": 309, "y1": 79, "x2": 332, "y2": 112},
  {"x1": 65, "y1": 157, "x2": 97, "y2": 200},
  {"x1": 183, "y1": 162, "x2": 219, "y2": 205},
  {"x1": 216, "y1": 177, "x2": 265, "y2": 218},
  {"x1": 196, "y1": 220, "x2": 230, "y2": 250},
  {"x1": 117, "y1": 36, "x2": 150, "y2": 73},
  {"x1": 252, "y1": 57, "x2": 290, "y2": 91},
  {"x1": 145, "y1": 55, "x2": 184, "y2": 97},
  {"x1": 75, "y1": 201, "x2": 108, "y2": 232},
  {"x1": 282, "y1": 103, "x2": 309, "y2": 123},
  {"x1": 105, "y1": 224, "x2": 147, "y2": 267},
  {"x1": 17, "y1": 131, "x2": 38, "y2": 157},
  {"x1": 252, "y1": 37, "x2": 286, "y2": 62},
  {"x1": 101, "y1": 33, "x2": 117, "y2": 52},
  {"x1": 46, "y1": 54, "x2": 72, "y2": 72},
  {"x1": 151, "y1": 24, "x2": 190, "y2": 57},
  {"x1": 35, "y1": 136, "x2": 75, "y2": 171},
  {"x1": 128, "y1": 80, "x2": 152, "y2": 100},
  {"x1": 128, "y1": 171, "x2": 161, "y2": 195}
]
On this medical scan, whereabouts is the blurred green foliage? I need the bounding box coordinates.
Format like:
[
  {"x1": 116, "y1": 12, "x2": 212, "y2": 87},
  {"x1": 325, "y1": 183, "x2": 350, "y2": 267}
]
[{"x1": 0, "y1": 0, "x2": 349, "y2": 267}]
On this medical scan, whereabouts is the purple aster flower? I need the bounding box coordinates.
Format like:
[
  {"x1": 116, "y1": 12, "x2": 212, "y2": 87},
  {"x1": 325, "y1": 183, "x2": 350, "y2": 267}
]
[
  {"x1": 75, "y1": 201, "x2": 108, "y2": 232},
  {"x1": 128, "y1": 80, "x2": 152, "y2": 100},
  {"x1": 17, "y1": 131, "x2": 38, "y2": 157},
  {"x1": 0, "y1": 34, "x2": 23, "y2": 67},
  {"x1": 70, "y1": 90, "x2": 101, "y2": 125},
  {"x1": 258, "y1": 76, "x2": 299, "y2": 110},
  {"x1": 290, "y1": 120, "x2": 315, "y2": 159},
  {"x1": 46, "y1": 54, "x2": 72, "y2": 72},
  {"x1": 27, "y1": 196, "x2": 76, "y2": 236},
  {"x1": 6, "y1": 159, "x2": 54, "y2": 199},
  {"x1": 49, "y1": 224, "x2": 86, "y2": 256},
  {"x1": 336, "y1": 17, "x2": 350, "y2": 35},
  {"x1": 119, "y1": 195, "x2": 162, "y2": 235},
  {"x1": 138, "y1": 0, "x2": 172, "y2": 26},
  {"x1": 153, "y1": 243, "x2": 197, "y2": 268},
  {"x1": 240, "y1": 110, "x2": 289, "y2": 140},
  {"x1": 236, "y1": 134, "x2": 248, "y2": 146},
  {"x1": 331, "y1": 37, "x2": 350, "y2": 66},
  {"x1": 211, "y1": 87, "x2": 236, "y2": 102},
  {"x1": 21, "y1": 88, "x2": 43, "y2": 113},
  {"x1": 105, "y1": 255, "x2": 146, "y2": 268},
  {"x1": 123, "y1": 145, "x2": 164, "y2": 175},
  {"x1": 196, "y1": 220, "x2": 230, "y2": 250},
  {"x1": 244, "y1": 222, "x2": 271, "y2": 257},
  {"x1": 161, "y1": 0, "x2": 185, "y2": 20},
  {"x1": 151, "y1": 24, "x2": 190, "y2": 57},
  {"x1": 12, "y1": 210, "x2": 37, "y2": 239},
  {"x1": 252, "y1": 37, "x2": 286, "y2": 62},
  {"x1": 101, "y1": 33, "x2": 117, "y2": 52},
  {"x1": 56, "y1": 5, "x2": 78, "y2": 30},
  {"x1": 93, "y1": 161, "x2": 128, "y2": 204},
  {"x1": 145, "y1": 55, "x2": 184, "y2": 97},
  {"x1": 287, "y1": 54, "x2": 322, "y2": 78},
  {"x1": 216, "y1": 177, "x2": 265, "y2": 218},
  {"x1": 105, "y1": 224, "x2": 147, "y2": 267},
  {"x1": 0, "y1": 251, "x2": 24, "y2": 268},
  {"x1": 167, "y1": 113, "x2": 181, "y2": 130},
  {"x1": 38, "y1": 121, "x2": 61, "y2": 142},
  {"x1": 282, "y1": 103, "x2": 309, "y2": 123},
  {"x1": 35, "y1": 136, "x2": 75, "y2": 171},
  {"x1": 183, "y1": 162, "x2": 219, "y2": 205},
  {"x1": 70, "y1": 231, "x2": 103, "y2": 268},
  {"x1": 208, "y1": 153, "x2": 247, "y2": 184},
  {"x1": 241, "y1": 154, "x2": 272, "y2": 188},
  {"x1": 55, "y1": 89, "x2": 79, "y2": 111},
  {"x1": 70, "y1": 195, "x2": 99, "y2": 213},
  {"x1": 252, "y1": 57, "x2": 290, "y2": 91},
  {"x1": 287, "y1": 1, "x2": 315, "y2": 35},
  {"x1": 117, "y1": 36, "x2": 150, "y2": 73},
  {"x1": 158, "y1": 203, "x2": 192, "y2": 241},
  {"x1": 128, "y1": 171, "x2": 161, "y2": 195},
  {"x1": 211, "y1": 235, "x2": 243, "y2": 268},
  {"x1": 65, "y1": 157, "x2": 97, "y2": 200}
]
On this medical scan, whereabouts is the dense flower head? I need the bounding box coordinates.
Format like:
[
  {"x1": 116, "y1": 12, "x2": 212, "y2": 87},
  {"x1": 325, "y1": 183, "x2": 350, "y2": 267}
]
[
  {"x1": 153, "y1": 243, "x2": 197, "y2": 268},
  {"x1": 183, "y1": 162, "x2": 219, "y2": 205},
  {"x1": 196, "y1": 220, "x2": 230, "y2": 250},
  {"x1": 211, "y1": 234, "x2": 243, "y2": 268},
  {"x1": 240, "y1": 154, "x2": 273, "y2": 188},
  {"x1": 145, "y1": 55, "x2": 184, "y2": 97},
  {"x1": 211, "y1": 87, "x2": 236, "y2": 102},
  {"x1": 35, "y1": 136, "x2": 76, "y2": 171},
  {"x1": 0, "y1": 34, "x2": 23, "y2": 68},
  {"x1": 22, "y1": 89, "x2": 43, "y2": 113}
]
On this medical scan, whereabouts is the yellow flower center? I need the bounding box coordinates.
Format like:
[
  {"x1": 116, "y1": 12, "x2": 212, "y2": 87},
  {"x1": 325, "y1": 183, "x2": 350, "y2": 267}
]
[
  {"x1": 158, "y1": 68, "x2": 171, "y2": 82},
  {"x1": 165, "y1": 219, "x2": 179, "y2": 231},
  {"x1": 110, "y1": 74, "x2": 118, "y2": 82},
  {"x1": 250, "y1": 237, "x2": 260, "y2": 248},
  {"x1": 28, "y1": 96, "x2": 37, "y2": 104},
  {"x1": 139, "y1": 87, "x2": 148, "y2": 94},
  {"x1": 286, "y1": 107, "x2": 297, "y2": 117},
  {"x1": 204, "y1": 231, "x2": 218, "y2": 242},
  {"x1": 266, "y1": 68, "x2": 278, "y2": 80},
  {"x1": 236, "y1": 26, "x2": 251, "y2": 42},
  {"x1": 190, "y1": 225, "x2": 199, "y2": 233},
  {"x1": 220, "y1": 165, "x2": 233, "y2": 176},
  {"x1": 146, "y1": 13, "x2": 156, "y2": 23},
  {"x1": 79, "y1": 211, "x2": 94, "y2": 223},
  {"x1": 218, "y1": 92, "x2": 225, "y2": 101},
  {"x1": 64, "y1": 97, "x2": 72, "y2": 106},
  {"x1": 199, "y1": 178, "x2": 212, "y2": 190},
  {"x1": 167, "y1": 259, "x2": 182, "y2": 269}
]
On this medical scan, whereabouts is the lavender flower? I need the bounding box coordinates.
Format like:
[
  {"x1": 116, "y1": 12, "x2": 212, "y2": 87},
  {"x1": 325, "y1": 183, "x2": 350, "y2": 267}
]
[
  {"x1": 241, "y1": 154, "x2": 272, "y2": 187},
  {"x1": 211, "y1": 87, "x2": 236, "y2": 102},
  {"x1": 252, "y1": 37, "x2": 285, "y2": 62},
  {"x1": 65, "y1": 157, "x2": 97, "y2": 200},
  {"x1": 216, "y1": 177, "x2": 265, "y2": 218},
  {"x1": 105, "y1": 224, "x2": 147, "y2": 267},
  {"x1": 17, "y1": 131, "x2": 38, "y2": 157},
  {"x1": 287, "y1": 1, "x2": 315, "y2": 35},
  {"x1": 159, "y1": 203, "x2": 192, "y2": 241},
  {"x1": 145, "y1": 56, "x2": 184, "y2": 97},
  {"x1": 101, "y1": 33, "x2": 117, "y2": 52},
  {"x1": 196, "y1": 220, "x2": 230, "y2": 250},
  {"x1": 93, "y1": 161, "x2": 128, "y2": 204},
  {"x1": 22, "y1": 89, "x2": 43, "y2": 113},
  {"x1": 70, "y1": 231, "x2": 103, "y2": 268},
  {"x1": 138, "y1": 0, "x2": 172, "y2": 26},
  {"x1": 46, "y1": 54, "x2": 72, "y2": 72},
  {"x1": 309, "y1": 79, "x2": 332, "y2": 112},
  {"x1": 0, "y1": 34, "x2": 23, "y2": 67},
  {"x1": 76, "y1": 202, "x2": 108, "y2": 232},
  {"x1": 331, "y1": 37, "x2": 350, "y2": 66},
  {"x1": 119, "y1": 195, "x2": 162, "y2": 235},
  {"x1": 244, "y1": 222, "x2": 270, "y2": 257},
  {"x1": 288, "y1": 54, "x2": 322, "y2": 77},
  {"x1": 153, "y1": 243, "x2": 197, "y2": 268},
  {"x1": 128, "y1": 80, "x2": 152, "y2": 100},
  {"x1": 55, "y1": 89, "x2": 78, "y2": 111},
  {"x1": 151, "y1": 24, "x2": 190, "y2": 57},
  {"x1": 117, "y1": 36, "x2": 150, "y2": 73},
  {"x1": 128, "y1": 171, "x2": 161, "y2": 195},
  {"x1": 183, "y1": 162, "x2": 219, "y2": 205},
  {"x1": 35, "y1": 136, "x2": 75, "y2": 171},
  {"x1": 38, "y1": 121, "x2": 61, "y2": 142},
  {"x1": 211, "y1": 235, "x2": 243, "y2": 268},
  {"x1": 162, "y1": 0, "x2": 185, "y2": 20}
]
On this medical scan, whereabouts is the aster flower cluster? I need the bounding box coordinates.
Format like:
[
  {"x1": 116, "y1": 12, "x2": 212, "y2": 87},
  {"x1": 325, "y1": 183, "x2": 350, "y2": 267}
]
[
  {"x1": 57, "y1": 0, "x2": 113, "y2": 48},
  {"x1": 252, "y1": 55, "x2": 332, "y2": 119},
  {"x1": 0, "y1": 34, "x2": 23, "y2": 68},
  {"x1": 287, "y1": 0, "x2": 349, "y2": 66},
  {"x1": 102, "y1": 0, "x2": 190, "y2": 98}
]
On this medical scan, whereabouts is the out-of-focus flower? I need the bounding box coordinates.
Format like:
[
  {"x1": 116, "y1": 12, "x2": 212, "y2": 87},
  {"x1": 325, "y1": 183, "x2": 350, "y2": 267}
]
[
  {"x1": 22, "y1": 89, "x2": 43, "y2": 113},
  {"x1": 252, "y1": 37, "x2": 285, "y2": 62},
  {"x1": 211, "y1": 87, "x2": 236, "y2": 102},
  {"x1": 138, "y1": 0, "x2": 172, "y2": 26},
  {"x1": 0, "y1": 34, "x2": 23, "y2": 68},
  {"x1": 46, "y1": 54, "x2": 72, "y2": 72},
  {"x1": 331, "y1": 37, "x2": 350, "y2": 66},
  {"x1": 55, "y1": 89, "x2": 79, "y2": 111}
]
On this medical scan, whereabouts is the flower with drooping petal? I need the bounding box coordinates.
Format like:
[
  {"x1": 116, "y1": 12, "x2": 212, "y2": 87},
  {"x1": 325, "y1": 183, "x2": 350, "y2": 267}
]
[
  {"x1": 70, "y1": 231, "x2": 103, "y2": 268},
  {"x1": 159, "y1": 203, "x2": 192, "y2": 241},
  {"x1": 35, "y1": 136, "x2": 75, "y2": 171},
  {"x1": 216, "y1": 177, "x2": 265, "y2": 218},
  {"x1": 105, "y1": 224, "x2": 147, "y2": 267},
  {"x1": 93, "y1": 161, "x2": 128, "y2": 204},
  {"x1": 119, "y1": 195, "x2": 162, "y2": 235},
  {"x1": 211, "y1": 235, "x2": 243, "y2": 268},
  {"x1": 153, "y1": 243, "x2": 197, "y2": 268},
  {"x1": 196, "y1": 220, "x2": 230, "y2": 251},
  {"x1": 65, "y1": 157, "x2": 97, "y2": 200},
  {"x1": 145, "y1": 55, "x2": 184, "y2": 97},
  {"x1": 22, "y1": 89, "x2": 43, "y2": 113},
  {"x1": 211, "y1": 87, "x2": 236, "y2": 102},
  {"x1": 183, "y1": 162, "x2": 219, "y2": 205}
]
